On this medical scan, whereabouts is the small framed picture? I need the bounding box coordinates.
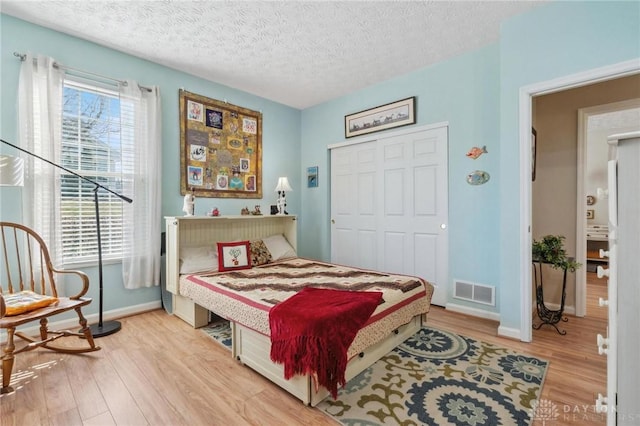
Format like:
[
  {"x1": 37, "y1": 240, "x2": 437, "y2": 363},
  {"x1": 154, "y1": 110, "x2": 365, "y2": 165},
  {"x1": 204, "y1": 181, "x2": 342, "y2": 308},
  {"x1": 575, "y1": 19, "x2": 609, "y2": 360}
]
[
  {"x1": 345, "y1": 97, "x2": 415, "y2": 138},
  {"x1": 586, "y1": 209, "x2": 594, "y2": 220},
  {"x1": 307, "y1": 166, "x2": 318, "y2": 188}
]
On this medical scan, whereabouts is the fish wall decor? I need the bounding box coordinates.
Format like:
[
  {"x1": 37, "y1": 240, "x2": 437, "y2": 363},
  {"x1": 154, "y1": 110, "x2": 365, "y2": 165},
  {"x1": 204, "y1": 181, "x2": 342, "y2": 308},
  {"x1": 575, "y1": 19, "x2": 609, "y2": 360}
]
[
  {"x1": 466, "y1": 170, "x2": 490, "y2": 185},
  {"x1": 466, "y1": 145, "x2": 488, "y2": 159}
]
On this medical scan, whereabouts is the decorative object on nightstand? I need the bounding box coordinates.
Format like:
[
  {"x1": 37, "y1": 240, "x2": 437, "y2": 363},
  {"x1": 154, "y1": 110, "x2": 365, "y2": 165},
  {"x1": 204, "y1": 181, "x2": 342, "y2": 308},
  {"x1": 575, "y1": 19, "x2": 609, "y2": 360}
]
[
  {"x1": 251, "y1": 205, "x2": 262, "y2": 215},
  {"x1": 532, "y1": 235, "x2": 581, "y2": 335},
  {"x1": 274, "y1": 176, "x2": 292, "y2": 215},
  {"x1": 182, "y1": 188, "x2": 195, "y2": 216}
]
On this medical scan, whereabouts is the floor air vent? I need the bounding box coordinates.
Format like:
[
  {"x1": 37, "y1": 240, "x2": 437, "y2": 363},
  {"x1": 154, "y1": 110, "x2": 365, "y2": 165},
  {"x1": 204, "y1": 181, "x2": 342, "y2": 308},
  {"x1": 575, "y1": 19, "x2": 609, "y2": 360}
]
[{"x1": 454, "y1": 280, "x2": 495, "y2": 306}]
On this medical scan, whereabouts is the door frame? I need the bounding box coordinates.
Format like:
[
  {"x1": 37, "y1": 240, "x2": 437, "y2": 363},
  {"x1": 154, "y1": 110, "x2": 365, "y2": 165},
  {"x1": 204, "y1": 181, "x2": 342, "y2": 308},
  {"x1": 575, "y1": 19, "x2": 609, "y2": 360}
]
[
  {"x1": 576, "y1": 99, "x2": 640, "y2": 317},
  {"x1": 518, "y1": 59, "x2": 640, "y2": 342}
]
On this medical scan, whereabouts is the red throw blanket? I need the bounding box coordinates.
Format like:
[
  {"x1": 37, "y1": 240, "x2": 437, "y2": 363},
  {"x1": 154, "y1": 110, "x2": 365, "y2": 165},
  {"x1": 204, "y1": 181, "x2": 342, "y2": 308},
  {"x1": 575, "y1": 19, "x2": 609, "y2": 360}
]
[{"x1": 269, "y1": 287, "x2": 382, "y2": 399}]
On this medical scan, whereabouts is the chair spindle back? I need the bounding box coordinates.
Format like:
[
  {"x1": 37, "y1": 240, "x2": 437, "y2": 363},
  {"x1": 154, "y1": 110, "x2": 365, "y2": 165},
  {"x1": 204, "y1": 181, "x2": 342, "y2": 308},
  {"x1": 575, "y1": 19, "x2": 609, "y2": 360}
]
[{"x1": 0, "y1": 222, "x2": 57, "y2": 298}]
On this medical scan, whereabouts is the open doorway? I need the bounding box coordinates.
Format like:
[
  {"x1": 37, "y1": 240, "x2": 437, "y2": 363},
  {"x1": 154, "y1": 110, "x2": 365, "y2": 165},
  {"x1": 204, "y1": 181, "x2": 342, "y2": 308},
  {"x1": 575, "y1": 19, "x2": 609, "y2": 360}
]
[
  {"x1": 532, "y1": 79, "x2": 640, "y2": 327},
  {"x1": 519, "y1": 62, "x2": 640, "y2": 342}
]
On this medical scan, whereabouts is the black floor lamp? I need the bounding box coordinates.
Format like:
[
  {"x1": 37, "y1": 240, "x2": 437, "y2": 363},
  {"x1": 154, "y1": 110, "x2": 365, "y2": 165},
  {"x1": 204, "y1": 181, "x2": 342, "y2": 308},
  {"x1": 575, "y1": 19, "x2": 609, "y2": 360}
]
[{"x1": 1, "y1": 138, "x2": 132, "y2": 337}]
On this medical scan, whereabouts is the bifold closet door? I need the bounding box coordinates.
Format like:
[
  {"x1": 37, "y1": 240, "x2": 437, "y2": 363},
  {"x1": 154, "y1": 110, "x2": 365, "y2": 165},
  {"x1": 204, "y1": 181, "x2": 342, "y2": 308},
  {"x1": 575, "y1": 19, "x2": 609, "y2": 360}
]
[
  {"x1": 330, "y1": 140, "x2": 379, "y2": 270},
  {"x1": 330, "y1": 125, "x2": 448, "y2": 306}
]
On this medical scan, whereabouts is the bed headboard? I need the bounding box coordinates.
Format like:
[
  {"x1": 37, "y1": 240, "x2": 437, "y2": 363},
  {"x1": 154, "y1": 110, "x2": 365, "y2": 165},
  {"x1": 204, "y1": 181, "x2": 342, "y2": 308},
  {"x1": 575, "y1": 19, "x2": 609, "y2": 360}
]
[{"x1": 164, "y1": 215, "x2": 297, "y2": 295}]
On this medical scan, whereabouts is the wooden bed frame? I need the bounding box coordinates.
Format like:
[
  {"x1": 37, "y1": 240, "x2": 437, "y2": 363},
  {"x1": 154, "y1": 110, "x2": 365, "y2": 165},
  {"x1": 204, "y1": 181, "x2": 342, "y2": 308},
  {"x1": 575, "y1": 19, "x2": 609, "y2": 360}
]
[{"x1": 164, "y1": 215, "x2": 425, "y2": 406}]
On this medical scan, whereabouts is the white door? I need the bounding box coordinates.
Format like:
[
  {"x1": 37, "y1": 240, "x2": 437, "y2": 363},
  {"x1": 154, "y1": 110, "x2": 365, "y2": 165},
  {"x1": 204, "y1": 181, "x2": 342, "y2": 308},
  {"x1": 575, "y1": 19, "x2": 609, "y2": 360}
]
[
  {"x1": 330, "y1": 124, "x2": 448, "y2": 306},
  {"x1": 598, "y1": 131, "x2": 640, "y2": 425},
  {"x1": 330, "y1": 140, "x2": 379, "y2": 270}
]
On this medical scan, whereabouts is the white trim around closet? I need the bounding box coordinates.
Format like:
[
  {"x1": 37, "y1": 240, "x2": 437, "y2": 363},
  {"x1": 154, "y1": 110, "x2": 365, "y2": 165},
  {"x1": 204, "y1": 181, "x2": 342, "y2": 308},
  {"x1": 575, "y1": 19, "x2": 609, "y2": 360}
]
[{"x1": 328, "y1": 121, "x2": 449, "y2": 150}]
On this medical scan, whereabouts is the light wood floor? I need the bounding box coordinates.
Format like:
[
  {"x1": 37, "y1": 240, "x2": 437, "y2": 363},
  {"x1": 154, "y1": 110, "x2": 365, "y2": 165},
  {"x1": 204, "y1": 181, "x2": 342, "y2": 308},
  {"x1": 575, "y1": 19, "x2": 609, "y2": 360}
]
[{"x1": 1, "y1": 275, "x2": 607, "y2": 426}]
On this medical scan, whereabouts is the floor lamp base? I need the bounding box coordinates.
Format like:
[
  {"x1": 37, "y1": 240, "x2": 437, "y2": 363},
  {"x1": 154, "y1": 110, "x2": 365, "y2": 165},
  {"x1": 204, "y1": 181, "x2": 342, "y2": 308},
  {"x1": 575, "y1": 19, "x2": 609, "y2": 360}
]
[{"x1": 89, "y1": 320, "x2": 122, "y2": 338}]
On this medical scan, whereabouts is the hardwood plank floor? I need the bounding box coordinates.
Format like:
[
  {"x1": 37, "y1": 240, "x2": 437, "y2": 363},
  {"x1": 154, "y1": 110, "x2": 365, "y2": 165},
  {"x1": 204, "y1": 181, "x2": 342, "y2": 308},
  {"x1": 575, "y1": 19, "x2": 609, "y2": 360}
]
[{"x1": 1, "y1": 275, "x2": 607, "y2": 425}]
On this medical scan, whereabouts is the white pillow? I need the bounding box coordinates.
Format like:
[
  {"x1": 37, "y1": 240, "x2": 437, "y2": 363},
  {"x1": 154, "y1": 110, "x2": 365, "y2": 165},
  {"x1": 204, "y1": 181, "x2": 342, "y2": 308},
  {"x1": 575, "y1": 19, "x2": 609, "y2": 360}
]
[
  {"x1": 179, "y1": 245, "x2": 219, "y2": 274},
  {"x1": 262, "y1": 234, "x2": 296, "y2": 261}
]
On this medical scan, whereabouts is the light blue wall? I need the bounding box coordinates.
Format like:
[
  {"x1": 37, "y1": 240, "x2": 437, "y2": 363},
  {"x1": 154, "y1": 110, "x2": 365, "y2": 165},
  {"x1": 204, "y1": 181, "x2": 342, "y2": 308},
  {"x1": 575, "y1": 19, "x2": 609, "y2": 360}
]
[
  {"x1": 498, "y1": 1, "x2": 640, "y2": 331},
  {"x1": 2, "y1": 1, "x2": 638, "y2": 333},
  {"x1": 0, "y1": 15, "x2": 301, "y2": 317},
  {"x1": 300, "y1": 1, "x2": 640, "y2": 326},
  {"x1": 300, "y1": 44, "x2": 502, "y2": 314}
]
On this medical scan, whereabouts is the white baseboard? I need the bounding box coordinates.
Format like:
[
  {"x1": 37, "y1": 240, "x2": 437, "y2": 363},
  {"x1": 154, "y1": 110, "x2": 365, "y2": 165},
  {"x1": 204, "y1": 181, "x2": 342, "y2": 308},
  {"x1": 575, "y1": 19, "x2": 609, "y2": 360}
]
[
  {"x1": 497, "y1": 325, "x2": 523, "y2": 340},
  {"x1": 437, "y1": 301, "x2": 578, "y2": 342},
  {"x1": 445, "y1": 303, "x2": 526, "y2": 340},
  {"x1": 0, "y1": 301, "x2": 161, "y2": 344},
  {"x1": 445, "y1": 302, "x2": 501, "y2": 322}
]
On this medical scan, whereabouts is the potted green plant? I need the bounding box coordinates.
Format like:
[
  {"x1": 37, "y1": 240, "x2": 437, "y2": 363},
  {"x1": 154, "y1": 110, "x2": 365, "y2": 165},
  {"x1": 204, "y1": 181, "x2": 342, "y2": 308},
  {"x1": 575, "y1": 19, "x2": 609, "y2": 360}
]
[{"x1": 532, "y1": 235, "x2": 581, "y2": 272}]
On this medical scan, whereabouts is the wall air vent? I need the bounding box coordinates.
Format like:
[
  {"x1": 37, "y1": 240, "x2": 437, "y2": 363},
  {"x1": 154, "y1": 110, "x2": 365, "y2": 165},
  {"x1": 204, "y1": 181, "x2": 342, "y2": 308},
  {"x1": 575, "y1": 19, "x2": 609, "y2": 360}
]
[{"x1": 453, "y1": 280, "x2": 495, "y2": 306}]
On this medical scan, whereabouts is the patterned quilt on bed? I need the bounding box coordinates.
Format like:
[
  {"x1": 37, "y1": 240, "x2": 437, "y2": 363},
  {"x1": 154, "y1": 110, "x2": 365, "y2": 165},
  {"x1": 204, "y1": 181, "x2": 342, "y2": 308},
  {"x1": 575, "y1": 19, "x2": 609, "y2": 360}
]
[{"x1": 180, "y1": 257, "x2": 433, "y2": 358}]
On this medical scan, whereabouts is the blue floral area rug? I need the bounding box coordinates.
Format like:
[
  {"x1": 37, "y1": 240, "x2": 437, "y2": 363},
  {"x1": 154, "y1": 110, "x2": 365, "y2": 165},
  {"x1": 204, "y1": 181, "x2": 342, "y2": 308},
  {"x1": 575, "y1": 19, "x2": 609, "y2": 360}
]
[
  {"x1": 317, "y1": 326, "x2": 549, "y2": 426},
  {"x1": 201, "y1": 319, "x2": 232, "y2": 350}
]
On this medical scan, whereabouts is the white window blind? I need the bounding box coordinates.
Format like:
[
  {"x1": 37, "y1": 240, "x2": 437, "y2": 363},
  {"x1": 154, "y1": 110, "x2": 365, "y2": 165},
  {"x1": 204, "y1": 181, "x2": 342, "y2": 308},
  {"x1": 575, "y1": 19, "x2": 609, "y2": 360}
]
[{"x1": 60, "y1": 80, "x2": 132, "y2": 264}]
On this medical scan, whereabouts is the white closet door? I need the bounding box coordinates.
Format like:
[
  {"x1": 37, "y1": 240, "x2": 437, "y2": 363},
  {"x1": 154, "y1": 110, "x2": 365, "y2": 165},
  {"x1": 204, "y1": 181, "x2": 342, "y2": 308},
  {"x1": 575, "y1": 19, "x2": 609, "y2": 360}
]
[
  {"x1": 331, "y1": 125, "x2": 448, "y2": 306},
  {"x1": 330, "y1": 140, "x2": 379, "y2": 270}
]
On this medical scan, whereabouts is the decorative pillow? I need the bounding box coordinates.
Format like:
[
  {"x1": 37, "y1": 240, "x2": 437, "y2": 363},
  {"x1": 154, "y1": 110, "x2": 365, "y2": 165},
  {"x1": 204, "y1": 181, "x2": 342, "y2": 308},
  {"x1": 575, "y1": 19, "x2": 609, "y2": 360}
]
[
  {"x1": 262, "y1": 234, "x2": 297, "y2": 261},
  {"x1": 250, "y1": 239, "x2": 273, "y2": 266},
  {"x1": 3, "y1": 290, "x2": 58, "y2": 316},
  {"x1": 217, "y1": 240, "x2": 252, "y2": 272},
  {"x1": 179, "y1": 245, "x2": 219, "y2": 274}
]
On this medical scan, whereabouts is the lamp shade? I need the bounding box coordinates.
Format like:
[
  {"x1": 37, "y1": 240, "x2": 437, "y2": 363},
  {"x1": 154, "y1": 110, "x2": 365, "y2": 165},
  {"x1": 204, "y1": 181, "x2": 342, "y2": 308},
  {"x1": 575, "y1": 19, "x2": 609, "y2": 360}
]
[
  {"x1": 0, "y1": 155, "x2": 24, "y2": 187},
  {"x1": 274, "y1": 176, "x2": 293, "y2": 192}
]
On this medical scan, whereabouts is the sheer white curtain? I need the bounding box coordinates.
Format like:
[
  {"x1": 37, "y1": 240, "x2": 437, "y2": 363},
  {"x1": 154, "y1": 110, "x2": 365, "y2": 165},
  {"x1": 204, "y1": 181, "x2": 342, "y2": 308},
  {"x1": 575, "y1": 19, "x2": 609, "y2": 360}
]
[
  {"x1": 17, "y1": 53, "x2": 64, "y2": 264},
  {"x1": 120, "y1": 80, "x2": 162, "y2": 289}
]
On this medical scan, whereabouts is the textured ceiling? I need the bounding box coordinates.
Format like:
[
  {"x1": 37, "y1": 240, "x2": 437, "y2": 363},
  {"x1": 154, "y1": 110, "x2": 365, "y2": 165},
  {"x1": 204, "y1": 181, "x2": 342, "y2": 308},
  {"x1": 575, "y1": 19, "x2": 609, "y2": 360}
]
[{"x1": 1, "y1": 1, "x2": 544, "y2": 109}]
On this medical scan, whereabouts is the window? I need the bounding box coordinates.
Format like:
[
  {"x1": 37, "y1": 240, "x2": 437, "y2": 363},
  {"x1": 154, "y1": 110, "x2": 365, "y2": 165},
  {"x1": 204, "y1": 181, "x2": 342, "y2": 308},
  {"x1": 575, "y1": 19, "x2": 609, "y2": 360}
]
[
  {"x1": 60, "y1": 80, "x2": 132, "y2": 264},
  {"x1": 19, "y1": 54, "x2": 161, "y2": 289}
]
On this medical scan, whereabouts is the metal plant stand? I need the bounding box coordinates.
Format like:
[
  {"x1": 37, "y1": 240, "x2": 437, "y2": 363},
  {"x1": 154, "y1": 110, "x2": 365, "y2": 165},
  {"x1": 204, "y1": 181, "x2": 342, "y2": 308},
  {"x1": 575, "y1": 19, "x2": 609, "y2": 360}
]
[{"x1": 532, "y1": 261, "x2": 569, "y2": 335}]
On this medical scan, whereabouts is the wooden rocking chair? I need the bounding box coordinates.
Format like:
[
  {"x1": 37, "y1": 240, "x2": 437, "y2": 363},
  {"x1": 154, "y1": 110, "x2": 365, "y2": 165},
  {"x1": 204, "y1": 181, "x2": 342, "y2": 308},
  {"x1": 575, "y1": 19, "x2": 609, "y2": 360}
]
[{"x1": 0, "y1": 222, "x2": 100, "y2": 394}]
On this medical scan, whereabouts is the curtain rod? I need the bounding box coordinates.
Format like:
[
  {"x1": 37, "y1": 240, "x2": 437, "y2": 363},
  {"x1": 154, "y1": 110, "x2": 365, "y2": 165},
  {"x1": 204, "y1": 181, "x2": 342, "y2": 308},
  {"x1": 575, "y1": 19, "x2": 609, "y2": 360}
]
[{"x1": 13, "y1": 51, "x2": 152, "y2": 93}]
